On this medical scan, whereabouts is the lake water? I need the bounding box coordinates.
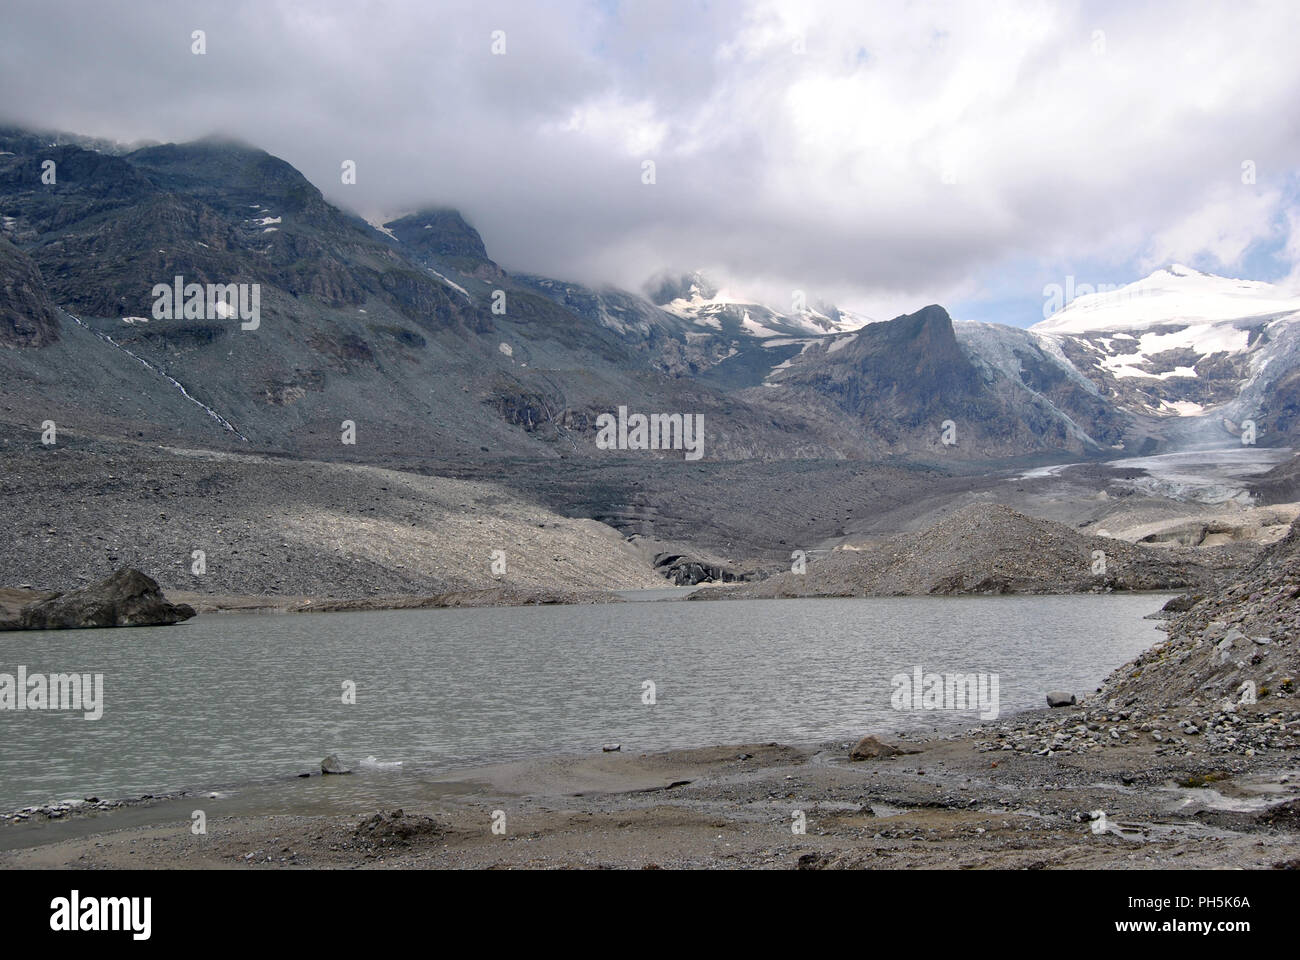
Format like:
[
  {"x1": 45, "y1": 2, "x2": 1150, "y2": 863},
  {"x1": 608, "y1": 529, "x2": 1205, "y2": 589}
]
[{"x1": 0, "y1": 594, "x2": 1169, "y2": 812}]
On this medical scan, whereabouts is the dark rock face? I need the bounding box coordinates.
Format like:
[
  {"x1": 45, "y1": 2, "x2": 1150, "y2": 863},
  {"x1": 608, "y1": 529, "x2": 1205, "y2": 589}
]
[
  {"x1": 0, "y1": 568, "x2": 195, "y2": 630},
  {"x1": 653, "y1": 553, "x2": 741, "y2": 585},
  {"x1": 784, "y1": 306, "x2": 979, "y2": 428},
  {"x1": 0, "y1": 237, "x2": 59, "y2": 348},
  {"x1": 1251, "y1": 453, "x2": 1300, "y2": 504},
  {"x1": 384, "y1": 208, "x2": 502, "y2": 278},
  {"x1": 1256, "y1": 365, "x2": 1300, "y2": 441}
]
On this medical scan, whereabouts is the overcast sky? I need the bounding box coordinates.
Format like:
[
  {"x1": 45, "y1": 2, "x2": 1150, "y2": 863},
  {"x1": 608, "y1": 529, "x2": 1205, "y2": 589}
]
[{"x1": 3, "y1": 0, "x2": 1300, "y2": 325}]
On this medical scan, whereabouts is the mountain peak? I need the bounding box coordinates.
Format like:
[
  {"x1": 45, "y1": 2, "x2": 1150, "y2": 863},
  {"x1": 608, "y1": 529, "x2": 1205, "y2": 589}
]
[
  {"x1": 1031, "y1": 264, "x2": 1300, "y2": 335},
  {"x1": 1156, "y1": 262, "x2": 1201, "y2": 279},
  {"x1": 644, "y1": 270, "x2": 719, "y2": 306}
]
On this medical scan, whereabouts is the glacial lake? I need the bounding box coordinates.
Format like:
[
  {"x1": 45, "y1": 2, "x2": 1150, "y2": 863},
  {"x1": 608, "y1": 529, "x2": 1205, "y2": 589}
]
[{"x1": 0, "y1": 594, "x2": 1170, "y2": 812}]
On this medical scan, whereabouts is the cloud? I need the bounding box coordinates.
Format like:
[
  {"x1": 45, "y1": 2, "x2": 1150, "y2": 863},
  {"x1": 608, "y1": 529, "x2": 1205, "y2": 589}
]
[
  {"x1": 1142, "y1": 183, "x2": 1284, "y2": 272},
  {"x1": 1, "y1": 0, "x2": 1299, "y2": 321}
]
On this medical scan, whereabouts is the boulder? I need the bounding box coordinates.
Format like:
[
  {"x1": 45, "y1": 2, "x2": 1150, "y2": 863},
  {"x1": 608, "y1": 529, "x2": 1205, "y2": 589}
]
[
  {"x1": 353, "y1": 808, "x2": 442, "y2": 845},
  {"x1": 1161, "y1": 593, "x2": 1202, "y2": 614},
  {"x1": 321, "y1": 754, "x2": 351, "y2": 775},
  {"x1": 0, "y1": 568, "x2": 196, "y2": 631},
  {"x1": 1045, "y1": 691, "x2": 1076, "y2": 707},
  {"x1": 849, "y1": 735, "x2": 917, "y2": 760}
]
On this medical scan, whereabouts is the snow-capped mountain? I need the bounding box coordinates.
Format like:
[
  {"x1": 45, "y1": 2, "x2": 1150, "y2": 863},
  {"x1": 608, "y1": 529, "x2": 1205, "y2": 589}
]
[
  {"x1": 1033, "y1": 264, "x2": 1300, "y2": 334},
  {"x1": 509, "y1": 268, "x2": 879, "y2": 383},
  {"x1": 7, "y1": 122, "x2": 1300, "y2": 463},
  {"x1": 1029, "y1": 265, "x2": 1300, "y2": 436},
  {"x1": 646, "y1": 270, "x2": 875, "y2": 339}
]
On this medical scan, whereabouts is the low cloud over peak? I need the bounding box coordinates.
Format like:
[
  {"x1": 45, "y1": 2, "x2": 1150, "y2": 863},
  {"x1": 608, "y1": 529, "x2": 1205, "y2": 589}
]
[{"x1": 3, "y1": 0, "x2": 1299, "y2": 323}]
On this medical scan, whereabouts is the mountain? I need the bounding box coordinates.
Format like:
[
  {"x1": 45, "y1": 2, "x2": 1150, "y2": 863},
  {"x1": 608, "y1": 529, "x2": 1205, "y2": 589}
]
[
  {"x1": 757, "y1": 305, "x2": 1131, "y2": 457},
  {"x1": 3, "y1": 124, "x2": 1296, "y2": 471},
  {"x1": 0, "y1": 128, "x2": 872, "y2": 464},
  {"x1": 1030, "y1": 265, "x2": 1300, "y2": 443},
  {"x1": 644, "y1": 270, "x2": 874, "y2": 338},
  {"x1": 6, "y1": 125, "x2": 1300, "y2": 604}
]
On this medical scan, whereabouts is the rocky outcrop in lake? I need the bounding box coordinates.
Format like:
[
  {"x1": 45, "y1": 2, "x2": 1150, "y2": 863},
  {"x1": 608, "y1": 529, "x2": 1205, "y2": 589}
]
[{"x1": 0, "y1": 567, "x2": 196, "y2": 630}]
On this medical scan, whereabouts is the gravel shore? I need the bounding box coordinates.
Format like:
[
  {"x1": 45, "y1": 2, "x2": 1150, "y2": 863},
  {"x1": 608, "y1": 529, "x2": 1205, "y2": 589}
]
[{"x1": 4, "y1": 697, "x2": 1296, "y2": 869}]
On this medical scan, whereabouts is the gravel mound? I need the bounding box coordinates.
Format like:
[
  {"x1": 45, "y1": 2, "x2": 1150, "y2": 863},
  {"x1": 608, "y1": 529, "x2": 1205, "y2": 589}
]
[{"x1": 716, "y1": 504, "x2": 1225, "y2": 598}]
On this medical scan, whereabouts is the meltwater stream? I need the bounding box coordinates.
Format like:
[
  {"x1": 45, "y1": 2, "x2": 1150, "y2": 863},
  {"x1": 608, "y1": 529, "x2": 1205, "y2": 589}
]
[{"x1": 0, "y1": 594, "x2": 1170, "y2": 811}]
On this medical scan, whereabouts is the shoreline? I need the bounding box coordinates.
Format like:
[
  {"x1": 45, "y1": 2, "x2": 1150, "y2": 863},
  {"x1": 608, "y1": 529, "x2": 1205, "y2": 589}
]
[
  {"x1": 4, "y1": 682, "x2": 1297, "y2": 868},
  {"x1": 1, "y1": 591, "x2": 1178, "y2": 823},
  {"x1": 163, "y1": 583, "x2": 1185, "y2": 616},
  {"x1": 5, "y1": 590, "x2": 1296, "y2": 869},
  {"x1": 0, "y1": 690, "x2": 1109, "y2": 827},
  {"x1": 3, "y1": 700, "x2": 1297, "y2": 868}
]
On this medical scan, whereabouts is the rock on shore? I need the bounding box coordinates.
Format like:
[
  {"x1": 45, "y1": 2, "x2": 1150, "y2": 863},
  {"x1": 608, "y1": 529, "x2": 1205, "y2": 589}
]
[{"x1": 0, "y1": 567, "x2": 196, "y2": 630}]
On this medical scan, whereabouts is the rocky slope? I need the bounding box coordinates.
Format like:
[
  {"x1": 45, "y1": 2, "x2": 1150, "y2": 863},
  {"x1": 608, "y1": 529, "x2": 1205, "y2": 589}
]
[
  {"x1": 0, "y1": 434, "x2": 663, "y2": 599},
  {"x1": 1099, "y1": 514, "x2": 1300, "y2": 710}
]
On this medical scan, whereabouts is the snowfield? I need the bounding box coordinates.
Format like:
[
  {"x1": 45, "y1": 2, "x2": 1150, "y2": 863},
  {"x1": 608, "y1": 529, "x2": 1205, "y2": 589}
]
[{"x1": 1032, "y1": 263, "x2": 1300, "y2": 335}]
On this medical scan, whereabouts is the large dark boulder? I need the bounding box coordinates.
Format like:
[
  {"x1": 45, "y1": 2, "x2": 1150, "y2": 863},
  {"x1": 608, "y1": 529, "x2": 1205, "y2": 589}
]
[
  {"x1": 653, "y1": 552, "x2": 741, "y2": 586},
  {"x1": 0, "y1": 568, "x2": 196, "y2": 630}
]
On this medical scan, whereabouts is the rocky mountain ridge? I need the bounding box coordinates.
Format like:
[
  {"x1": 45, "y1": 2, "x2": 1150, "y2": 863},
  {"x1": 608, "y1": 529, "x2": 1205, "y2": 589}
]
[{"x1": 0, "y1": 124, "x2": 1206, "y2": 465}]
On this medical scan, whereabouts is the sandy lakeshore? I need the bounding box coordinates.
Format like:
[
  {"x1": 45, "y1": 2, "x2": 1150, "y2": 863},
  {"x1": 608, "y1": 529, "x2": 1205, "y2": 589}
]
[{"x1": 3, "y1": 701, "x2": 1298, "y2": 870}]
